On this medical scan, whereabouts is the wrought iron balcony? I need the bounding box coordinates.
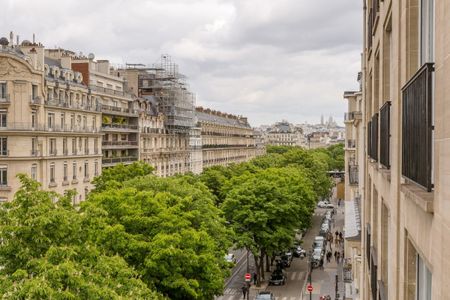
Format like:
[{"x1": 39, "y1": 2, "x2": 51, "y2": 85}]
[
  {"x1": 380, "y1": 102, "x2": 391, "y2": 169},
  {"x1": 348, "y1": 164, "x2": 359, "y2": 185},
  {"x1": 347, "y1": 139, "x2": 356, "y2": 149},
  {"x1": 102, "y1": 156, "x2": 138, "y2": 165},
  {"x1": 344, "y1": 111, "x2": 362, "y2": 122},
  {"x1": 368, "y1": 114, "x2": 379, "y2": 161},
  {"x1": 401, "y1": 63, "x2": 434, "y2": 191}
]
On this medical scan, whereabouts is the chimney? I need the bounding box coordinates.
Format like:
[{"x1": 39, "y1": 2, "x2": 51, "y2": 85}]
[
  {"x1": 32, "y1": 33, "x2": 35, "y2": 44},
  {"x1": 9, "y1": 31, "x2": 13, "y2": 46}
]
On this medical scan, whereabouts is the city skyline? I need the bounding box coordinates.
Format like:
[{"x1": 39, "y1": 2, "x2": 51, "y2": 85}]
[{"x1": 1, "y1": 0, "x2": 362, "y2": 126}]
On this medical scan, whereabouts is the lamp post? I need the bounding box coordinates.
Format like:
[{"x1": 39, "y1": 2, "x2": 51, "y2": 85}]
[{"x1": 307, "y1": 253, "x2": 313, "y2": 300}]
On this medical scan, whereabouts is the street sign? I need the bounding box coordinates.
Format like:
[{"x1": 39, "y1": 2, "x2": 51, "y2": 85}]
[
  {"x1": 307, "y1": 284, "x2": 313, "y2": 292},
  {"x1": 245, "y1": 273, "x2": 251, "y2": 282}
]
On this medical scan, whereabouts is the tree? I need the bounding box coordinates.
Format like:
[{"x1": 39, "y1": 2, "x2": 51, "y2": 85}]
[
  {"x1": 221, "y1": 167, "x2": 315, "y2": 285},
  {"x1": 0, "y1": 175, "x2": 160, "y2": 299},
  {"x1": 84, "y1": 175, "x2": 232, "y2": 300},
  {"x1": 91, "y1": 161, "x2": 154, "y2": 193}
]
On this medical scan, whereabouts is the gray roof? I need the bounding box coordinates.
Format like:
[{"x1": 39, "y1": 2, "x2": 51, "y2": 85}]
[{"x1": 196, "y1": 111, "x2": 250, "y2": 128}]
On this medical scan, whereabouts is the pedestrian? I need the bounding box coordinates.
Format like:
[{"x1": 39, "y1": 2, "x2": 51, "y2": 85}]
[
  {"x1": 336, "y1": 251, "x2": 341, "y2": 264},
  {"x1": 326, "y1": 251, "x2": 331, "y2": 263},
  {"x1": 319, "y1": 257, "x2": 324, "y2": 270},
  {"x1": 339, "y1": 231, "x2": 343, "y2": 239},
  {"x1": 253, "y1": 272, "x2": 257, "y2": 285},
  {"x1": 334, "y1": 250, "x2": 338, "y2": 262},
  {"x1": 242, "y1": 284, "x2": 248, "y2": 299}
]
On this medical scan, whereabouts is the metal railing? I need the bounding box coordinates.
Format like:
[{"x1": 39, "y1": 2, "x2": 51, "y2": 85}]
[
  {"x1": 380, "y1": 102, "x2": 391, "y2": 169},
  {"x1": 344, "y1": 111, "x2": 362, "y2": 121},
  {"x1": 102, "y1": 156, "x2": 138, "y2": 164},
  {"x1": 0, "y1": 122, "x2": 100, "y2": 133},
  {"x1": 101, "y1": 104, "x2": 137, "y2": 115},
  {"x1": 102, "y1": 141, "x2": 138, "y2": 146},
  {"x1": 101, "y1": 123, "x2": 139, "y2": 130},
  {"x1": 401, "y1": 63, "x2": 434, "y2": 192},
  {"x1": 349, "y1": 165, "x2": 359, "y2": 185},
  {"x1": 44, "y1": 99, "x2": 101, "y2": 112},
  {"x1": 347, "y1": 139, "x2": 356, "y2": 148},
  {"x1": 90, "y1": 85, "x2": 131, "y2": 98},
  {"x1": 368, "y1": 114, "x2": 378, "y2": 161}
]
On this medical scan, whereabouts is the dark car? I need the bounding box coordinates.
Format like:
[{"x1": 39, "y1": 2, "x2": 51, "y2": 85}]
[
  {"x1": 269, "y1": 270, "x2": 287, "y2": 286},
  {"x1": 293, "y1": 245, "x2": 306, "y2": 258},
  {"x1": 280, "y1": 255, "x2": 291, "y2": 267},
  {"x1": 255, "y1": 291, "x2": 275, "y2": 300}
]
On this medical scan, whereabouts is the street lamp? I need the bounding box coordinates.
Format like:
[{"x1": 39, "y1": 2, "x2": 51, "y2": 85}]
[{"x1": 307, "y1": 252, "x2": 313, "y2": 300}]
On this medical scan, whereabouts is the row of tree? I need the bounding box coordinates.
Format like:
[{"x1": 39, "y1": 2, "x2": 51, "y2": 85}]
[{"x1": 0, "y1": 144, "x2": 343, "y2": 299}]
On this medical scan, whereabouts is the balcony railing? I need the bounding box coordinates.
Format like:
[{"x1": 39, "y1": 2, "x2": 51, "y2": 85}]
[
  {"x1": 368, "y1": 114, "x2": 378, "y2": 161},
  {"x1": 344, "y1": 111, "x2": 362, "y2": 122},
  {"x1": 102, "y1": 141, "x2": 139, "y2": 146},
  {"x1": 44, "y1": 99, "x2": 101, "y2": 112},
  {"x1": 102, "y1": 156, "x2": 138, "y2": 165},
  {"x1": 347, "y1": 139, "x2": 356, "y2": 149},
  {"x1": 101, "y1": 104, "x2": 138, "y2": 115},
  {"x1": 0, "y1": 122, "x2": 100, "y2": 133},
  {"x1": 90, "y1": 85, "x2": 131, "y2": 98},
  {"x1": 401, "y1": 63, "x2": 434, "y2": 192},
  {"x1": 380, "y1": 102, "x2": 391, "y2": 169},
  {"x1": 348, "y1": 165, "x2": 359, "y2": 185},
  {"x1": 101, "y1": 123, "x2": 139, "y2": 131}
]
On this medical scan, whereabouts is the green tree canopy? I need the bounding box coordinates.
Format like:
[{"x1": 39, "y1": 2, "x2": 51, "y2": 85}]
[{"x1": 0, "y1": 175, "x2": 159, "y2": 299}]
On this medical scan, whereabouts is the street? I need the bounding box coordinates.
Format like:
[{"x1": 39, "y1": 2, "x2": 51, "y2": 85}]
[{"x1": 218, "y1": 196, "x2": 345, "y2": 300}]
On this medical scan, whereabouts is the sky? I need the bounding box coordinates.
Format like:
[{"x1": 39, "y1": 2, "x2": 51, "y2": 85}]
[{"x1": 1, "y1": 0, "x2": 362, "y2": 126}]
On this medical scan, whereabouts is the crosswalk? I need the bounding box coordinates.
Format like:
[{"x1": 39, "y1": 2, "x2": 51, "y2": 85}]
[{"x1": 218, "y1": 296, "x2": 303, "y2": 300}]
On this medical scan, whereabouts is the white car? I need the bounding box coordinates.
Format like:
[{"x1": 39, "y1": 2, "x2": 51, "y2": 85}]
[
  {"x1": 224, "y1": 253, "x2": 236, "y2": 264},
  {"x1": 317, "y1": 201, "x2": 329, "y2": 208},
  {"x1": 325, "y1": 203, "x2": 335, "y2": 209}
]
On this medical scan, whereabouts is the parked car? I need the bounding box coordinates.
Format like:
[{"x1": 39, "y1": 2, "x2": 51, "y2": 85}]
[
  {"x1": 269, "y1": 270, "x2": 287, "y2": 286},
  {"x1": 280, "y1": 255, "x2": 291, "y2": 268},
  {"x1": 284, "y1": 249, "x2": 293, "y2": 261},
  {"x1": 255, "y1": 291, "x2": 275, "y2": 300},
  {"x1": 324, "y1": 203, "x2": 335, "y2": 209},
  {"x1": 313, "y1": 236, "x2": 326, "y2": 249},
  {"x1": 317, "y1": 201, "x2": 329, "y2": 208},
  {"x1": 311, "y1": 248, "x2": 324, "y2": 268},
  {"x1": 324, "y1": 211, "x2": 332, "y2": 220},
  {"x1": 224, "y1": 253, "x2": 236, "y2": 264},
  {"x1": 294, "y1": 245, "x2": 307, "y2": 258}
]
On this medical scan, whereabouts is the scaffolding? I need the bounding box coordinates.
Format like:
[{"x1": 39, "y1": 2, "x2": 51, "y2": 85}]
[{"x1": 127, "y1": 55, "x2": 195, "y2": 133}]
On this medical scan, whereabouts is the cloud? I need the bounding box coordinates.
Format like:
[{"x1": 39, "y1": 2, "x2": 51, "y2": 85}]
[{"x1": 1, "y1": 0, "x2": 362, "y2": 125}]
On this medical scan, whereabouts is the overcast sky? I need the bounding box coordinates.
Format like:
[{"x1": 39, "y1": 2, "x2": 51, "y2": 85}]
[{"x1": 2, "y1": 0, "x2": 362, "y2": 126}]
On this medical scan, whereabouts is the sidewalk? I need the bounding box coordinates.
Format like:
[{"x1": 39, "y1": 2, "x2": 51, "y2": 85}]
[{"x1": 302, "y1": 199, "x2": 346, "y2": 300}]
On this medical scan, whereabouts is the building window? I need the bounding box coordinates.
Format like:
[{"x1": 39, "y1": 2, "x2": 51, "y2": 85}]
[
  {"x1": 0, "y1": 110, "x2": 7, "y2": 128},
  {"x1": 420, "y1": 0, "x2": 435, "y2": 65},
  {"x1": 84, "y1": 138, "x2": 88, "y2": 154},
  {"x1": 50, "y1": 163, "x2": 55, "y2": 183},
  {"x1": 60, "y1": 113, "x2": 65, "y2": 130},
  {"x1": 31, "y1": 111, "x2": 36, "y2": 129},
  {"x1": 78, "y1": 137, "x2": 82, "y2": 152},
  {"x1": 32, "y1": 84, "x2": 38, "y2": 100},
  {"x1": 83, "y1": 116, "x2": 87, "y2": 130},
  {"x1": 49, "y1": 138, "x2": 57, "y2": 155},
  {"x1": 0, "y1": 137, "x2": 7, "y2": 156},
  {"x1": 70, "y1": 114, "x2": 75, "y2": 130},
  {"x1": 92, "y1": 116, "x2": 97, "y2": 130},
  {"x1": 63, "y1": 162, "x2": 68, "y2": 181},
  {"x1": 84, "y1": 161, "x2": 89, "y2": 179},
  {"x1": 0, "y1": 166, "x2": 7, "y2": 186},
  {"x1": 94, "y1": 138, "x2": 98, "y2": 154},
  {"x1": 72, "y1": 162, "x2": 77, "y2": 180},
  {"x1": 63, "y1": 138, "x2": 67, "y2": 155},
  {"x1": 31, "y1": 164, "x2": 37, "y2": 180},
  {"x1": 94, "y1": 160, "x2": 98, "y2": 176},
  {"x1": 0, "y1": 82, "x2": 6, "y2": 99},
  {"x1": 72, "y1": 138, "x2": 77, "y2": 155},
  {"x1": 48, "y1": 113, "x2": 55, "y2": 130},
  {"x1": 417, "y1": 255, "x2": 432, "y2": 300},
  {"x1": 31, "y1": 137, "x2": 37, "y2": 155}
]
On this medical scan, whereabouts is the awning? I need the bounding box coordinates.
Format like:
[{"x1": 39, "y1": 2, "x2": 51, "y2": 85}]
[{"x1": 344, "y1": 197, "x2": 361, "y2": 240}]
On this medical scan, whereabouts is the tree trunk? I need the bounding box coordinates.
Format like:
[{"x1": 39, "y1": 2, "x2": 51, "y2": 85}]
[
  {"x1": 253, "y1": 253, "x2": 261, "y2": 287},
  {"x1": 265, "y1": 253, "x2": 271, "y2": 272},
  {"x1": 259, "y1": 250, "x2": 265, "y2": 280}
]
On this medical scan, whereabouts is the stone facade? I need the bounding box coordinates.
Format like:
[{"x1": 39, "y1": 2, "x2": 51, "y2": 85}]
[
  {"x1": 196, "y1": 107, "x2": 260, "y2": 168},
  {"x1": 0, "y1": 34, "x2": 263, "y2": 201},
  {"x1": 0, "y1": 38, "x2": 102, "y2": 203},
  {"x1": 358, "y1": 0, "x2": 450, "y2": 299}
]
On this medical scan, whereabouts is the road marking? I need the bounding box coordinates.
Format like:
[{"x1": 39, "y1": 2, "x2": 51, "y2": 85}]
[
  {"x1": 290, "y1": 297, "x2": 297, "y2": 300},
  {"x1": 297, "y1": 271, "x2": 305, "y2": 280},
  {"x1": 290, "y1": 272, "x2": 296, "y2": 280},
  {"x1": 223, "y1": 288, "x2": 240, "y2": 295}
]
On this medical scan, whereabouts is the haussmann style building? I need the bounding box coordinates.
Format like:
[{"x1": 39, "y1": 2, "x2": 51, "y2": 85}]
[{"x1": 347, "y1": 0, "x2": 450, "y2": 299}]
